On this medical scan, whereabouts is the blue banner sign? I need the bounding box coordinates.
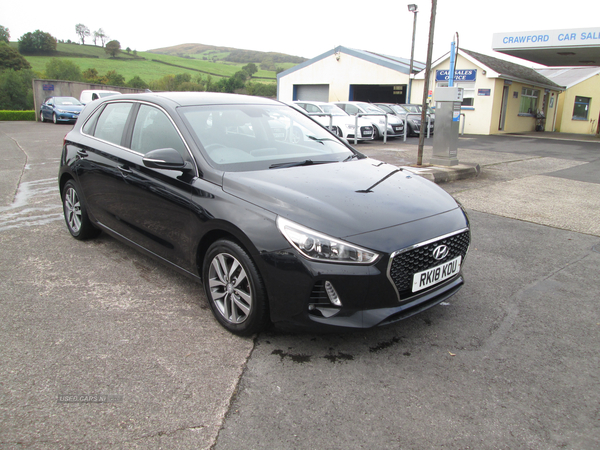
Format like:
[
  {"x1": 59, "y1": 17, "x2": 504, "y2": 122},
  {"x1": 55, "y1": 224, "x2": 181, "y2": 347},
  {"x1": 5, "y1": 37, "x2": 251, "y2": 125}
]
[
  {"x1": 478, "y1": 88, "x2": 491, "y2": 96},
  {"x1": 43, "y1": 84, "x2": 54, "y2": 91},
  {"x1": 436, "y1": 69, "x2": 477, "y2": 82}
]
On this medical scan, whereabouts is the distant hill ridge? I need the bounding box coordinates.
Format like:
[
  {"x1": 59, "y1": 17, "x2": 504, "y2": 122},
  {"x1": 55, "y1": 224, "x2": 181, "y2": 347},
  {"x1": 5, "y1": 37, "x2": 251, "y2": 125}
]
[{"x1": 149, "y1": 43, "x2": 307, "y2": 65}]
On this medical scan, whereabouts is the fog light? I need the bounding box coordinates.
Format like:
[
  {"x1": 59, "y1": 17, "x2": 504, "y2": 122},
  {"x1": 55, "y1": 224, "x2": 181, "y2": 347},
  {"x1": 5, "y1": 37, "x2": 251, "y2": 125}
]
[{"x1": 324, "y1": 281, "x2": 342, "y2": 306}]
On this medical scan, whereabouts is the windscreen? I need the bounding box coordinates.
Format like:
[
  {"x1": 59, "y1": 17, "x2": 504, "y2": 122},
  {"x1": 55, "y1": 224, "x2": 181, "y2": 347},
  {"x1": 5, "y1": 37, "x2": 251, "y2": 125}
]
[{"x1": 178, "y1": 104, "x2": 355, "y2": 171}]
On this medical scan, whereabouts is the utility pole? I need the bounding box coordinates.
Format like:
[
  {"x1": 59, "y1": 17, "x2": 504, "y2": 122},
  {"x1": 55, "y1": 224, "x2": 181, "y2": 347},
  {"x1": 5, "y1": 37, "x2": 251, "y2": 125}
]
[{"x1": 417, "y1": 0, "x2": 437, "y2": 166}]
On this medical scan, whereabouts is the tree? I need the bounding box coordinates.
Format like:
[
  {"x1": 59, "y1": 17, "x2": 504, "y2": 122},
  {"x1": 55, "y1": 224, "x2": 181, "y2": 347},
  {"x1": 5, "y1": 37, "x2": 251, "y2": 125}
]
[
  {"x1": 127, "y1": 75, "x2": 148, "y2": 89},
  {"x1": 82, "y1": 68, "x2": 101, "y2": 83},
  {"x1": 94, "y1": 29, "x2": 108, "y2": 47},
  {"x1": 0, "y1": 25, "x2": 10, "y2": 44},
  {"x1": 101, "y1": 70, "x2": 126, "y2": 86},
  {"x1": 105, "y1": 40, "x2": 121, "y2": 57},
  {"x1": 45, "y1": 59, "x2": 82, "y2": 81},
  {"x1": 75, "y1": 24, "x2": 90, "y2": 45},
  {"x1": 18, "y1": 30, "x2": 57, "y2": 54},
  {"x1": 242, "y1": 63, "x2": 258, "y2": 77},
  {"x1": 0, "y1": 69, "x2": 35, "y2": 110},
  {"x1": 0, "y1": 44, "x2": 31, "y2": 70}
]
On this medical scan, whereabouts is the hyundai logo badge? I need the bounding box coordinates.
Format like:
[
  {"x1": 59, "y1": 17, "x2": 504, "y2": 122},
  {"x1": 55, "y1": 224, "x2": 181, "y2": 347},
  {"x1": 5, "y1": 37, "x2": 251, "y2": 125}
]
[{"x1": 432, "y1": 245, "x2": 449, "y2": 260}]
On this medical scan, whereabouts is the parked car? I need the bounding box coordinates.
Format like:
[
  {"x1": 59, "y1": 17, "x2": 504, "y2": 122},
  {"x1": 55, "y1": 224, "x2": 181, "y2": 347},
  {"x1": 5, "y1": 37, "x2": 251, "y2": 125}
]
[
  {"x1": 58, "y1": 92, "x2": 470, "y2": 335},
  {"x1": 376, "y1": 103, "x2": 435, "y2": 137},
  {"x1": 292, "y1": 101, "x2": 374, "y2": 141},
  {"x1": 40, "y1": 97, "x2": 84, "y2": 124},
  {"x1": 80, "y1": 90, "x2": 122, "y2": 105},
  {"x1": 334, "y1": 101, "x2": 404, "y2": 139}
]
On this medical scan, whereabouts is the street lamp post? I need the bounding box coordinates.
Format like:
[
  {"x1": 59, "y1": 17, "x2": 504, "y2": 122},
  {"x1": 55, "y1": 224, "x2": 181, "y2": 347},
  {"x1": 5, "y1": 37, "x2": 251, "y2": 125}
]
[{"x1": 407, "y1": 4, "x2": 418, "y2": 104}]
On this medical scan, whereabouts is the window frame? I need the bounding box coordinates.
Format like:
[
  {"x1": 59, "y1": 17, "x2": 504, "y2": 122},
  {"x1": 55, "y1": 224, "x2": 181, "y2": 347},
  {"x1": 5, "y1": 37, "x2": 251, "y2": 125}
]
[
  {"x1": 572, "y1": 96, "x2": 591, "y2": 121},
  {"x1": 518, "y1": 87, "x2": 540, "y2": 116}
]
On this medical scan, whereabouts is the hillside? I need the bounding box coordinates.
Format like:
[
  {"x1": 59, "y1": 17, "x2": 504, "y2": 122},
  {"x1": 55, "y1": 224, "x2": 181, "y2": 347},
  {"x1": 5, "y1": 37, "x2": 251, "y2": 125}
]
[
  {"x1": 12, "y1": 42, "x2": 303, "y2": 83},
  {"x1": 148, "y1": 43, "x2": 307, "y2": 70}
]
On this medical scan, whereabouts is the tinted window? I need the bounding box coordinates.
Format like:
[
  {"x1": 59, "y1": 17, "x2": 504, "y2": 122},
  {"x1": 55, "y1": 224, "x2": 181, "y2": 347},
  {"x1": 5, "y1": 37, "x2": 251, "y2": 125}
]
[
  {"x1": 93, "y1": 102, "x2": 133, "y2": 145},
  {"x1": 131, "y1": 104, "x2": 187, "y2": 157},
  {"x1": 179, "y1": 104, "x2": 353, "y2": 172}
]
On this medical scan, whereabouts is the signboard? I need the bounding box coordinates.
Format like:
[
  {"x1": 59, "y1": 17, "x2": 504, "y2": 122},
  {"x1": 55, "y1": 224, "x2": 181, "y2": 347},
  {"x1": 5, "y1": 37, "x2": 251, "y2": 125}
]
[
  {"x1": 43, "y1": 84, "x2": 54, "y2": 91},
  {"x1": 478, "y1": 89, "x2": 491, "y2": 96},
  {"x1": 436, "y1": 69, "x2": 477, "y2": 82},
  {"x1": 493, "y1": 27, "x2": 600, "y2": 50}
]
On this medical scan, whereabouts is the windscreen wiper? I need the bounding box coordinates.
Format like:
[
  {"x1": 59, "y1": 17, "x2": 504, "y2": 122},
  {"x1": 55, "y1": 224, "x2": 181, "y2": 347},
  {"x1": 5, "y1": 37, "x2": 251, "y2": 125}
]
[
  {"x1": 269, "y1": 159, "x2": 338, "y2": 169},
  {"x1": 307, "y1": 135, "x2": 336, "y2": 144}
]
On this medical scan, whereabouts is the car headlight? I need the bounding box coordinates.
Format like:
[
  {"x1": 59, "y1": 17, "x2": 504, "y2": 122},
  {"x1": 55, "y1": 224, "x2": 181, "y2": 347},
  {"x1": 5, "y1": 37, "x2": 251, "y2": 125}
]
[
  {"x1": 378, "y1": 119, "x2": 386, "y2": 124},
  {"x1": 57, "y1": 109, "x2": 67, "y2": 113},
  {"x1": 344, "y1": 124, "x2": 356, "y2": 129},
  {"x1": 277, "y1": 217, "x2": 380, "y2": 264},
  {"x1": 410, "y1": 119, "x2": 420, "y2": 125}
]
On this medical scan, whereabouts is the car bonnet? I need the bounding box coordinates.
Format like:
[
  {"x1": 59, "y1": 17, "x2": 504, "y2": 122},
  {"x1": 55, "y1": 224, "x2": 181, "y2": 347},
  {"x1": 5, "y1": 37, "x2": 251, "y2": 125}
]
[{"x1": 221, "y1": 158, "x2": 459, "y2": 240}]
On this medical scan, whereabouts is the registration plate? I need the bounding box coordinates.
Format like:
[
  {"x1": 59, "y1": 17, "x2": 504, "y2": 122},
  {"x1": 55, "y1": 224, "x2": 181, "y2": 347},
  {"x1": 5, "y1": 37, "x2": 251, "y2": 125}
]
[
  {"x1": 363, "y1": 130, "x2": 372, "y2": 135},
  {"x1": 412, "y1": 256, "x2": 461, "y2": 292}
]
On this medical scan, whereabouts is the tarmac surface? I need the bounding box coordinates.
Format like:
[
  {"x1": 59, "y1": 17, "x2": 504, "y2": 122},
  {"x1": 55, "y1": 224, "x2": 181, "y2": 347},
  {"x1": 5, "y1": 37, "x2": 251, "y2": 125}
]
[{"x1": 0, "y1": 122, "x2": 599, "y2": 449}]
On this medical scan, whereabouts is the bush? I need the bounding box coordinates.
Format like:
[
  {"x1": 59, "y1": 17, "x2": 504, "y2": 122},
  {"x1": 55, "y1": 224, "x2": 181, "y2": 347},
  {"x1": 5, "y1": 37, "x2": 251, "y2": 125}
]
[{"x1": 0, "y1": 110, "x2": 36, "y2": 121}]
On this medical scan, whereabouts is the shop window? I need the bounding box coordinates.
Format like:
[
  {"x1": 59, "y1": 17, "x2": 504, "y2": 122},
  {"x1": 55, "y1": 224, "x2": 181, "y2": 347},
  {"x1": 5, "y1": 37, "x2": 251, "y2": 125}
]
[
  {"x1": 519, "y1": 88, "x2": 539, "y2": 115},
  {"x1": 572, "y1": 96, "x2": 591, "y2": 120}
]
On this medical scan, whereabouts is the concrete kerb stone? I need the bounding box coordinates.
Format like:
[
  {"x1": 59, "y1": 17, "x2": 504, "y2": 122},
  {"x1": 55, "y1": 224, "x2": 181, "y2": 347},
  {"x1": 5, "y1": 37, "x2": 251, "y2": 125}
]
[{"x1": 406, "y1": 163, "x2": 482, "y2": 183}]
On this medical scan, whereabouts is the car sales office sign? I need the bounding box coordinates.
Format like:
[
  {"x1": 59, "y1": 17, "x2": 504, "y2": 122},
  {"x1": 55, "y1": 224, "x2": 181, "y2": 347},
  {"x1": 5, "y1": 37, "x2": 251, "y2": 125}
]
[
  {"x1": 493, "y1": 27, "x2": 600, "y2": 49},
  {"x1": 435, "y1": 69, "x2": 477, "y2": 82}
]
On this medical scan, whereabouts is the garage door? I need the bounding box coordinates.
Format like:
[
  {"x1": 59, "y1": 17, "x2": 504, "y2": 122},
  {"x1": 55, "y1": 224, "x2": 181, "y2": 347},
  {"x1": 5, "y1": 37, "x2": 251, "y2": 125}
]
[{"x1": 294, "y1": 85, "x2": 330, "y2": 102}]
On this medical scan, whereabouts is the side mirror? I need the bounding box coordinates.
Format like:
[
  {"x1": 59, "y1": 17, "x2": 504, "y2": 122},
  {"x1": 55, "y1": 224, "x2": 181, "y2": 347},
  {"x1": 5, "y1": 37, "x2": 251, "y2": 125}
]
[{"x1": 143, "y1": 148, "x2": 191, "y2": 171}]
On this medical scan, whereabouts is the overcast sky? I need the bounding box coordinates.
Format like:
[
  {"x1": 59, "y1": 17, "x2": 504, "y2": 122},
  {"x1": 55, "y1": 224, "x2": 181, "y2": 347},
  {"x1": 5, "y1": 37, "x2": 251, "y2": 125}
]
[{"x1": 3, "y1": 0, "x2": 598, "y2": 67}]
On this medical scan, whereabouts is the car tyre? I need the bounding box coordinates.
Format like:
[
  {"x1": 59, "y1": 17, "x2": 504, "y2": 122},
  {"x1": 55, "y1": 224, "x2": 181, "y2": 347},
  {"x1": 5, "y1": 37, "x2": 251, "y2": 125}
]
[
  {"x1": 203, "y1": 239, "x2": 268, "y2": 336},
  {"x1": 53, "y1": 113, "x2": 58, "y2": 124},
  {"x1": 372, "y1": 125, "x2": 380, "y2": 140},
  {"x1": 40, "y1": 111, "x2": 45, "y2": 123},
  {"x1": 62, "y1": 180, "x2": 100, "y2": 240}
]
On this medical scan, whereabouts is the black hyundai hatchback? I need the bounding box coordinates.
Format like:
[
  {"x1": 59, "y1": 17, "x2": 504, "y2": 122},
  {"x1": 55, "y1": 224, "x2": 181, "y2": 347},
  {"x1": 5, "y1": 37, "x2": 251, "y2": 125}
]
[{"x1": 58, "y1": 92, "x2": 470, "y2": 335}]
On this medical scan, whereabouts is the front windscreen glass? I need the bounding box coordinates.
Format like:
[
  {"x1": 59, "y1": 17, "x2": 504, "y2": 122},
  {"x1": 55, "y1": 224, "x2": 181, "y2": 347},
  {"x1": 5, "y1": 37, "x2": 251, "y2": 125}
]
[
  {"x1": 320, "y1": 104, "x2": 348, "y2": 116},
  {"x1": 357, "y1": 103, "x2": 385, "y2": 114},
  {"x1": 178, "y1": 104, "x2": 355, "y2": 171},
  {"x1": 55, "y1": 97, "x2": 82, "y2": 106}
]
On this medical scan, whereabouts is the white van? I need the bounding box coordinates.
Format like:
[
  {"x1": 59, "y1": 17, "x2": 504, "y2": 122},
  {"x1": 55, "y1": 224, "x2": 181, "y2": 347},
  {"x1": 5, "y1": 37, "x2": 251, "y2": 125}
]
[{"x1": 80, "y1": 90, "x2": 122, "y2": 105}]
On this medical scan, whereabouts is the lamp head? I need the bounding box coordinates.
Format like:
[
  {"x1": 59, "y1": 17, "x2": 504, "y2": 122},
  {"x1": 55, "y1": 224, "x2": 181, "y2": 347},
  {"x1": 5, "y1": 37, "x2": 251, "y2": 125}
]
[{"x1": 408, "y1": 4, "x2": 418, "y2": 12}]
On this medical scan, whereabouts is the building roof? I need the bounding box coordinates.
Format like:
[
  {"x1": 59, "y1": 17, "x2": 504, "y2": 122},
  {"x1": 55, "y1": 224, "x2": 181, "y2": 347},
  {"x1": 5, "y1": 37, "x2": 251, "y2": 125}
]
[
  {"x1": 277, "y1": 46, "x2": 424, "y2": 80},
  {"x1": 461, "y1": 49, "x2": 563, "y2": 89},
  {"x1": 534, "y1": 66, "x2": 600, "y2": 89},
  {"x1": 416, "y1": 48, "x2": 564, "y2": 91}
]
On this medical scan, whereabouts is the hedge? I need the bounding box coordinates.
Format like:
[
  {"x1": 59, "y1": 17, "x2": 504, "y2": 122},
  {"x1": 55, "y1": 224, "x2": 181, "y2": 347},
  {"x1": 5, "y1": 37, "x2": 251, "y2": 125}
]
[{"x1": 0, "y1": 111, "x2": 36, "y2": 121}]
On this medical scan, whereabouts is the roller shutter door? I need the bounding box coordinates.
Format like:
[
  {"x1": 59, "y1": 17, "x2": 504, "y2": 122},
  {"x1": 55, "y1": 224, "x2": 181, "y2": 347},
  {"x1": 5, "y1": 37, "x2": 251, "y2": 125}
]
[{"x1": 295, "y1": 85, "x2": 329, "y2": 102}]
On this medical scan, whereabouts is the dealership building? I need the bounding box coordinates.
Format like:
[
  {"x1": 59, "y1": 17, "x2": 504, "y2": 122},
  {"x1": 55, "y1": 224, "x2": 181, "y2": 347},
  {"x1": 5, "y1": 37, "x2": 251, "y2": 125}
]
[{"x1": 277, "y1": 27, "x2": 600, "y2": 135}]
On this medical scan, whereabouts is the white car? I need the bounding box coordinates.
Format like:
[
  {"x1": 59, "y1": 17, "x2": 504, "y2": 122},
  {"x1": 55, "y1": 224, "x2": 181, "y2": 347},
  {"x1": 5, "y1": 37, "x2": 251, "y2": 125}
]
[
  {"x1": 334, "y1": 101, "x2": 405, "y2": 139},
  {"x1": 292, "y1": 101, "x2": 374, "y2": 141},
  {"x1": 79, "y1": 90, "x2": 122, "y2": 105}
]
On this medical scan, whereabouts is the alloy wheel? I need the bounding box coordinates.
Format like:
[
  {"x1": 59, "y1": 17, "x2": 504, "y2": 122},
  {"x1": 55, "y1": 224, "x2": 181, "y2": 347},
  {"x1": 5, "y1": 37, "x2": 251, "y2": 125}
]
[
  {"x1": 64, "y1": 186, "x2": 82, "y2": 234},
  {"x1": 208, "y1": 252, "x2": 252, "y2": 324}
]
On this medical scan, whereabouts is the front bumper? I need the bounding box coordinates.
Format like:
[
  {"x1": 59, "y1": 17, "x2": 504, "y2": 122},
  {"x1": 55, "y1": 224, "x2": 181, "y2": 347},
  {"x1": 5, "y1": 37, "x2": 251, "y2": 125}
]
[
  {"x1": 260, "y1": 226, "x2": 470, "y2": 331},
  {"x1": 56, "y1": 112, "x2": 80, "y2": 122}
]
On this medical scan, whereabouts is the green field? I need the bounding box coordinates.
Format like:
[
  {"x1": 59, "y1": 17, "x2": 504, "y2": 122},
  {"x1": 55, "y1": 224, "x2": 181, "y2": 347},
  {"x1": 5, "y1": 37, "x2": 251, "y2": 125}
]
[{"x1": 12, "y1": 43, "x2": 284, "y2": 83}]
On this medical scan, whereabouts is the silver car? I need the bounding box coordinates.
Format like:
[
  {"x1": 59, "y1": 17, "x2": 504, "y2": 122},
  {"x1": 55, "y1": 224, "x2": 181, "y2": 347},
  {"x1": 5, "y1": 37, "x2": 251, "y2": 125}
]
[
  {"x1": 334, "y1": 102, "x2": 404, "y2": 139},
  {"x1": 292, "y1": 101, "x2": 374, "y2": 141}
]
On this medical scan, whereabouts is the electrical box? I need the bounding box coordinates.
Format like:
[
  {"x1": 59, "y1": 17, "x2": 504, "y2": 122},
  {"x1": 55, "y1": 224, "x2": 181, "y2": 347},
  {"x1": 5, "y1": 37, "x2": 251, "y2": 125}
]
[{"x1": 434, "y1": 87, "x2": 464, "y2": 102}]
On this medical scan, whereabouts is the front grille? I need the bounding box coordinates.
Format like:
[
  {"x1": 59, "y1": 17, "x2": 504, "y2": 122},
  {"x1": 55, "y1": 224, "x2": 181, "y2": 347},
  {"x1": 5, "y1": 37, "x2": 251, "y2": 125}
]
[
  {"x1": 388, "y1": 229, "x2": 470, "y2": 300},
  {"x1": 360, "y1": 126, "x2": 373, "y2": 138},
  {"x1": 310, "y1": 281, "x2": 328, "y2": 303}
]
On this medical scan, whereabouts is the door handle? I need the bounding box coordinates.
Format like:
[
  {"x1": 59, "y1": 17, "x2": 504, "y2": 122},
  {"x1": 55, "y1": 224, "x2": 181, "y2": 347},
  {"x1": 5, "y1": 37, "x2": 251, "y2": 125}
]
[
  {"x1": 76, "y1": 149, "x2": 88, "y2": 158},
  {"x1": 118, "y1": 165, "x2": 133, "y2": 175}
]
